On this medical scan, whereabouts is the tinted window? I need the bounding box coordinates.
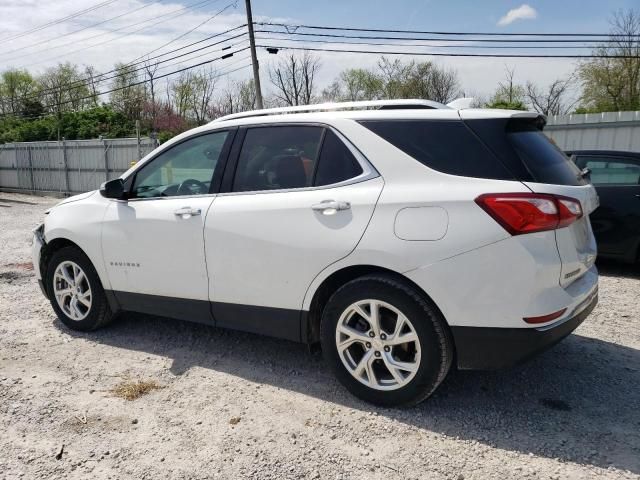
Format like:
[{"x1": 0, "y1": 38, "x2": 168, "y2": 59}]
[
  {"x1": 359, "y1": 120, "x2": 514, "y2": 180},
  {"x1": 575, "y1": 156, "x2": 640, "y2": 185},
  {"x1": 132, "y1": 131, "x2": 228, "y2": 198},
  {"x1": 314, "y1": 130, "x2": 363, "y2": 186},
  {"x1": 508, "y1": 127, "x2": 586, "y2": 186},
  {"x1": 465, "y1": 119, "x2": 586, "y2": 186},
  {"x1": 233, "y1": 126, "x2": 323, "y2": 192}
]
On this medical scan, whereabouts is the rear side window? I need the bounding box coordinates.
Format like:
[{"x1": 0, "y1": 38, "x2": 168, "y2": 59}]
[
  {"x1": 314, "y1": 130, "x2": 363, "y2": 186},
  {"x1": 359, "y1": 120, "x2": 514, "y2": 180},
  {"x1": 233, "y1": 126, "x2": 323, "y2": 192},
  {"x1": 575, "y1": 155, "x2": 640, "y2": 185}
]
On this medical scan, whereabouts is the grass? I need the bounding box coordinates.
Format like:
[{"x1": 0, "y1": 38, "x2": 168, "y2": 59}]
[{"x1": 111, "y1": 379, "x2": 163, "y2": 401}]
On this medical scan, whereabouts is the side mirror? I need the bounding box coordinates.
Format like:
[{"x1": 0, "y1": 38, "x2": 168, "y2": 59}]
[{"x1": 100, "y1": 178, "x2": 126, "y2": 200}]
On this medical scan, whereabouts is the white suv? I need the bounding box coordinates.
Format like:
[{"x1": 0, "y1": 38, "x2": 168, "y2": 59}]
[{"x1": 32, "y1": 100, "x2": 599, "y2": 406}]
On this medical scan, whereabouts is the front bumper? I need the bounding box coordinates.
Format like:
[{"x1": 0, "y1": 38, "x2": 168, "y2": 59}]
[
  {"x1": 451, "y1": 289, "x2": 598, "y2": 370},
  {"x1": 31, "y1": 224, "x2": 48, "y2": 298}
]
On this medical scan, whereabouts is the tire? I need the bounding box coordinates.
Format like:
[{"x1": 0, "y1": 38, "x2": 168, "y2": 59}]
[
  {"x1": 320, "y1": 274, "x2": 453, "y2": 407},
  {"x1": 45, "y1": 246, "x2": 114, "y2": 331}
]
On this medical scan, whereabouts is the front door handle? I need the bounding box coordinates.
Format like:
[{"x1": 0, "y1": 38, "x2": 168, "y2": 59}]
[
  {"x1": 174, "y1": 207, "x2": 202, "y2": 219},
  {"x1": 311, "y1": 200, "x2": 351, "y2": 215}
]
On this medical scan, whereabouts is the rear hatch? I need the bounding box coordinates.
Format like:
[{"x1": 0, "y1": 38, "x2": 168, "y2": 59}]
[{"x1": 463, "y1": 113, "x2": 599, "y2": 287}]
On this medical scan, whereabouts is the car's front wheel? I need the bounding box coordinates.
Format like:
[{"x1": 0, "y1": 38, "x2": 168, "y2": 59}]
[
  {"x1": 46, "y1": 246, "x2": 114, "y2": 331},
  {"x1": 321, "y1": 274, "x2": 453, "y2": 407}
]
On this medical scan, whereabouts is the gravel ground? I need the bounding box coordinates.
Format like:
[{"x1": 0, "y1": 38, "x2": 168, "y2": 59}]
[{"x1": 1, "y1": 191, "x2": 639, "y2": 480}]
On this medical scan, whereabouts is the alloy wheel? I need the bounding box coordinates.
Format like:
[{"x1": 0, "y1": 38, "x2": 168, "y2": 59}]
[
  {"x1": 53, "y1": 261, "x2": 92, "y2": 321},
  {"x1": 335, "y1": 299, "x2": 421, "y2": 391}
]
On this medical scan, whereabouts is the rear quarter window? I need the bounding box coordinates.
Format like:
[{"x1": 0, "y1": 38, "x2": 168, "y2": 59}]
[{"x1": 359, "y1": 120, "x2": 515, "y2": 180}]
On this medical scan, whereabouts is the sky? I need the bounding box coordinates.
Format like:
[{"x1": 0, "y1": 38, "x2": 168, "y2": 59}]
[{"x1": 0, "y1": 0, "x2": 637, "y2": 100}]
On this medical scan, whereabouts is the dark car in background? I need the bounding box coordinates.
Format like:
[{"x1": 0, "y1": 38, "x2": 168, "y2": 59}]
[{"x1": 568, "y1": 150, "x2": 640, "y2": 264}]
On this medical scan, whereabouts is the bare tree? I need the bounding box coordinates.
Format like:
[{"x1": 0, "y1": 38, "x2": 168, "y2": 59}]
[
  {"x1": 84, "y1": 66, "x2": 100, "y2": 108},
  {"x1": 578, "y1": 9, "x2": 640, "y2": 111},
  {"x1": 213, "y1": 79, "x2": 256, "y2": 117},
  {"x1": 143, "y1": 60, "x2": 159, "y2": 127},
  {"x1": 190, "y1": 68, "x2": 218, "y2": 124},
  {"x1": 525, "y1": 76, "x2": 577, "y2": 115},
  {"x1": 171, "y1": 71, "x2": 194, "y2": 118},
  {"x1": 269, "y1": 52, "x2": 320, "y2": 106}
]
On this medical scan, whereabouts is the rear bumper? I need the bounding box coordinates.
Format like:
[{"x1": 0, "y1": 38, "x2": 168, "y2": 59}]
[{"x1": 452, "y1": 289, "x2": 598, "y2": 370}]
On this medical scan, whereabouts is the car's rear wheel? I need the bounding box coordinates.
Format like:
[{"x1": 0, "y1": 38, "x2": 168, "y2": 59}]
[
  {"x1": 46, "y1": 246, "x2": 114, "y2": 331},
  {"x1": 321, "y1": 274, "x2": 453, "y2": 407}
]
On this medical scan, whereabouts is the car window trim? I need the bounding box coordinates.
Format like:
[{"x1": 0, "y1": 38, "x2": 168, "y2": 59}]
[
  {"x1": 219, "y1": 121, "x2": 378, "y2": 196},
  {"x1": 124, "y1": 128, "x2": 237, "y2": 201}
]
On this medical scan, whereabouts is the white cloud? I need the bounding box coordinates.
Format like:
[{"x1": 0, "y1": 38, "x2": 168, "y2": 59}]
[{"x1": 497, "y1": 4, "x2": 538, "y2": 26}]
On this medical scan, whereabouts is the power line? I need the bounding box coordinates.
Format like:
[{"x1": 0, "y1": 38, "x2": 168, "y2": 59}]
[
  {"x1": 256, "y1": 22, "x2": 640, "y2": 38},
  {"x1": 1, "y1": 46, "x2": 251, "y2": 119},
  {"x1": 33, "y1": 29, "x2": 247, "y2": 98},
  {"x1": 8, "y1": 0, "x2": 220, "y2": 67},
  {"x1": 254, "y1": 29, "x2": 630, "y2": 44},
  {"x1": 255, "y1": 34, "x2": 598, "y2": 50},
  {"x1": 0, "y1": 0, "x2": 157, "y2": 58},
  {"x1": 3, "y1": 59, "x2": 254, "y2": 122},
  {"x1": 127, "y1": 1, "x2": 236, "y2": 64},
  {"x1": 0, "y1": 0, "x2": 121, "y2": 43},
  {"x1": 257, "y1": 44, "x2": 640, "y2": 59}
]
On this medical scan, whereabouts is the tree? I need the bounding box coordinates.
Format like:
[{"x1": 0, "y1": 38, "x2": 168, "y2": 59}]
[
  {"x1": 323, "y1": 68, "x2": 383, "y2": 101},
  {"x1": 170, "y1": 72, "x2": 195, "y2": 118},
  {"x1": 39, "y1": 63, "x2": 92, "y2": 139},
  {"x1": 525, "y1": 76, "x2": 577, "y2": 115},
  {"x1": 110, "y1": 63, "x2": 145, "y2": 121},
  {"x1": 400, "y1": 61, "x2": 460, "y2": 103},
  {"x1": 578, "y1": 9, "x2": 640, "y2": 112},
  {"x1": 213, "y1": 79, "x2": 257, "y2": 117},
  {"x1": 486, "y1": 66, "x2": 527, "y2": 110},
  {"x1": 189, "y1": 68, "x2": 218, "y2": 124},
  {"x1": 0, "y1": 69, "x2": 38, "y2": 116},
  {"x1": 269, "y1": 52, "x2": 320, "y2": 106}
]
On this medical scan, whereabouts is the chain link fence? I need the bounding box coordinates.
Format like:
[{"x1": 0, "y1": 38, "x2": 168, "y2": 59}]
[{"x1": 0, "y1": 138, "x2": 157, "y2": 196}]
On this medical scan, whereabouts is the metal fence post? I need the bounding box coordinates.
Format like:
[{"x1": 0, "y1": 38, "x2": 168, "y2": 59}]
[
  {"x1": 103, "y1": 138, "x2": 109, "y2": 183},
  {"x1": 61, "y1": 138, "x2": 70, "y2": 194},
  {"x1": 27, "y1": 145, "x2": 35, "y2": 192}
]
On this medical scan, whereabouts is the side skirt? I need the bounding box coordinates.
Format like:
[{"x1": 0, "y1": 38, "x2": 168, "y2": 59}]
[{"x1": 109, "y1": 291, "x2": 307, "y2": 342}]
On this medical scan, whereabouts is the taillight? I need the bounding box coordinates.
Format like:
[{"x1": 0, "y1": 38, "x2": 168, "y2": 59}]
[{"x1": 475, "y1": 193, "x2": 582, "y2": 235}]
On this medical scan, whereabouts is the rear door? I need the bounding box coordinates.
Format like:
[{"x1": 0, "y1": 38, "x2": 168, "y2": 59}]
[
  {"x1": 574, "y1": 154, "x2": 640, "y2": 260},
  {"x1": 204, "y1": 124, "x2": 383, "y2": 340}
]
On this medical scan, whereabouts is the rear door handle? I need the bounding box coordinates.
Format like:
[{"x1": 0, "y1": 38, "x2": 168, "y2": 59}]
[
  {"x1": 311, "y1": 200, "x2": 351, "y2": 215},
  {"x1": 174, "y1": 207, "x2": 201, "y2": 219}
]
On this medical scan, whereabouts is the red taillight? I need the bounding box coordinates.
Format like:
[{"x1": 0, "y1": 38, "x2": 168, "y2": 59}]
[{"x1": 475, "y1": 193, "x2": 582, "y2": 235}]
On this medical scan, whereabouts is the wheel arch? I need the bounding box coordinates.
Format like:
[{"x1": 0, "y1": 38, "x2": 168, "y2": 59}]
[{"x1": 304, "y1": 264, "x2": 450, "y2": 345}]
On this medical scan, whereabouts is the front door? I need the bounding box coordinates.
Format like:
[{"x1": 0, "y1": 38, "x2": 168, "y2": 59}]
[
  {"x1": 205, "y1": 125, "x2": 383, "y2": 340},
  {"x1": 575, "y1": 154, "x2": 640, "y2": 260},
  {"x1": 101, "y1": 130, "x2": 233, "y2": 322}
]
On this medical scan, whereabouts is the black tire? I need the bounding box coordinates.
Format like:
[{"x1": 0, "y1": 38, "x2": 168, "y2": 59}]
[
  {"x1": 45, "y1": 246, "x2": 114, "y2": 331},
  {"x1": 320, "y1": 274, "x2": 453, "y2": 407}
]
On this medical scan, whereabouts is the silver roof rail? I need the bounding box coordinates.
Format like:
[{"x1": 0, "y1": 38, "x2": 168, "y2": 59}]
[{"x1": 211, "y1": 99, "x2": 450, "y2": 123}]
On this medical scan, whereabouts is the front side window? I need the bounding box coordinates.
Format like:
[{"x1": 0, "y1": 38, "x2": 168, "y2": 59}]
[
  {"x1": 132, "y1": 131, "x2": 229, "y2": 198},
  {"x1": 575, "y1": 156, "x2": 640, "y2": 185}
]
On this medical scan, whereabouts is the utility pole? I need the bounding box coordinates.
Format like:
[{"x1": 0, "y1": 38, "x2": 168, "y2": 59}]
[{"x1": 245, "y1": 0, "x2": 264, "y2": 109}]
